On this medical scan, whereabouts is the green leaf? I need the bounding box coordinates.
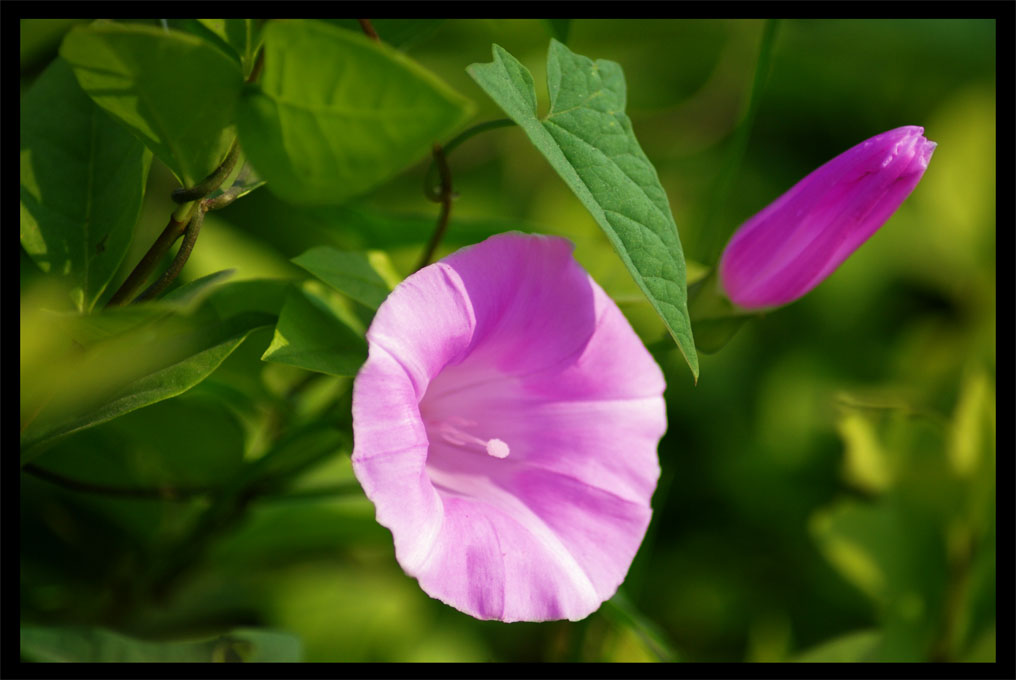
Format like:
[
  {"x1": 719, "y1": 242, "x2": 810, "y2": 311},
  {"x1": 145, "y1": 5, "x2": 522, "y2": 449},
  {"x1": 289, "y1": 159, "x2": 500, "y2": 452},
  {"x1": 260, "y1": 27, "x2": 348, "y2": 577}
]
[
  {"x1": 292, "y1": 246, "x2": 398, "y2": 310},
  {"x1": 236, "y1": 19, "x2": 474, "y2": 205},
  {"x1": 20, "y1": 286, "x2": 277, "y2": 461},
  {"x1": 262, "y1": 287, "x2": 368, "y2": 376},
  {"x1": 197, "y1": 19, "x2": 262, "y2": 72},
  {"x1": 20, "y1": 626, "x2": 302, "y2": 662},
  {"x1": 468, "y1": 41, "x2": 698, "y2": 379},
  {"x1": 792, "y1": 630, "x2": 880, "y2": 662},
  {"x1": 20, "y1": 19, "x2": 84, "y2": 72},
  {"x1": 20, "y1": 58, "x2": 152, "y2": 312},
  {"x1": 60, "y1": 21, "x2": 244, "y2": 185}
]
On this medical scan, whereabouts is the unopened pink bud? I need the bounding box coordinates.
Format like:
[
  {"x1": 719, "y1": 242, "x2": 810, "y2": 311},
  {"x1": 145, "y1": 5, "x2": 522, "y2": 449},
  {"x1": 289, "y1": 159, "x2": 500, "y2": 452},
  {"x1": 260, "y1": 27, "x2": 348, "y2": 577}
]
[{"x1": 719, "y1": 126, "x2": 936, "y2": 309}]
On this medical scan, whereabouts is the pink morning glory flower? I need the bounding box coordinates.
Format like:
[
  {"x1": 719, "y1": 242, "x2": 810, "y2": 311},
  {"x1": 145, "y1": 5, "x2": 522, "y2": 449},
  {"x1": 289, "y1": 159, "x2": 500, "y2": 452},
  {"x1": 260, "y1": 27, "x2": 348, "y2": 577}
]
[
  {"x1": 351, "y1": 232, "x2": 666, "y2": 622},
  {"x1": 719, "y1": 125, "x2": 936, "y2": 309}
]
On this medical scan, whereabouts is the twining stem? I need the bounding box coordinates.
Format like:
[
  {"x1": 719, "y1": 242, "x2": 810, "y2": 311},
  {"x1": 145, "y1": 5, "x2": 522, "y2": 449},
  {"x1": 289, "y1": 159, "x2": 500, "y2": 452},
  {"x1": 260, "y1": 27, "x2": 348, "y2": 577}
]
[
  {"x1": 203, "y1": 164, "x2": 255, "y2": 211},
  {"x1": 105, "y1": 140, "x2": 243, "y2": 308},
  {"x1": 105, "y1": 212, "x2": 190, "y2": 307},
  {"x1": 416, "y1": 143, "x2": 453, "y2": 271},
  {"x1": 171, "y1": 141, "x2": 240, "y2": 204},
  {"x1": 423, "y1": 118, "x2": 514, "y2": 200},
  {"x1": 696, "y1": 19, "x2": 780, "y2": 265},
  {"x1": 135, "y1": 208, "x2": 205, "y2": 302},
  {"x1": 415, "y1": 119, "x2": 516, "y2": 270},
  {"x1": 358, "y1": 19, "x2": 380, "y2": 42}
]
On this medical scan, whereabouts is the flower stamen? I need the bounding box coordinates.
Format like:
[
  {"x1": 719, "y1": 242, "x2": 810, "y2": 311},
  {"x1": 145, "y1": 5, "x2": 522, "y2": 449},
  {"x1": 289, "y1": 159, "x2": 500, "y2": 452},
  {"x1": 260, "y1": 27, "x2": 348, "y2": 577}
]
[{"x1": 429, "y1": 417, "x2": 510, "y2": 459}]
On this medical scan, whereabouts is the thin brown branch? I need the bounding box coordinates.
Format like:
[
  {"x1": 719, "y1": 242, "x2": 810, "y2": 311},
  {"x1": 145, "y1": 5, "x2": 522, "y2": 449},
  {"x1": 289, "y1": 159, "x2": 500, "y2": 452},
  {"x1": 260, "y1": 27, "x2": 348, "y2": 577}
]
[
  {"x1": 357, "y1": 19, "x2": 380, "y2": 42},
  {"x1": 105, "y1": 213, "x2": 189, "y2": 307},
  {"x1": 171, "y1": 141, "x2": 240, "y2": 204},
  {"x1": 135, "y1": 208, "x2": 205, "y2": 302},
  {"x1": 415, "y1": 143, "x2": 453, "y2": 272}
]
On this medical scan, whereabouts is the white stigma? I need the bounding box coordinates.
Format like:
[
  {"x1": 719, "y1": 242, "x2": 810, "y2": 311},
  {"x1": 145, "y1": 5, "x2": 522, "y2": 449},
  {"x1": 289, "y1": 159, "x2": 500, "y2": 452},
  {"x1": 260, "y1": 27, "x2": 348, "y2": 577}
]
[
  {"x1": 485, "y1": 438, "x2": 510, "y2": 459},
  {"x1": 431, "y1": 418, "x2": 510, "y2": 459}
]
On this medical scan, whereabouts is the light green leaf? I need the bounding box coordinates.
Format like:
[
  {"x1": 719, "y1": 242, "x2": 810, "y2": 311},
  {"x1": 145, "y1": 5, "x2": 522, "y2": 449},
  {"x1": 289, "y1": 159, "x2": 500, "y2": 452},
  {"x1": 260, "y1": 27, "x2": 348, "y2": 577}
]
[
  {"x1": 468, "y1": 41, "x2": 698, "y2": 379},
  {"x1": 20, "y1": 58, "x2": 152, "y2": 312},
  {"x1": 236, "y1": 19, "x2": 474, "y2": 205},
  {"x1": 262, "y1": 287, "x2": 368, "y2": 376},
  {"x1": 20, "y1": 284, "x2": 277, "y2": 462},
  {"x1": 292, "y1": 246, "x2": 398, "y2": 310},
  {"x1": 60, "y1": 21, "x2": 244, "y2": 185},
  {"x1": 792, "y1": 630, "x2": 880, "y2": 662},
  {"x1": 20, "y1": 626, "x2": 302, "y2": 662}
]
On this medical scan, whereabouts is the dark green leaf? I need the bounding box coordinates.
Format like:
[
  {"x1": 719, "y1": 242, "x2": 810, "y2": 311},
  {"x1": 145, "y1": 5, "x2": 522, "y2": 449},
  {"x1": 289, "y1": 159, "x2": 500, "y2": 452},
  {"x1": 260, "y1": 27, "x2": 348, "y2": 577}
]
[
  {"x1": 20, "y1": 58, "x2": 152, "y2": 312},
  {"x1": 20, "y1": 626, "x2": 301, "y2": 662},
  {"x1": 31, "y1": 393, "x2": 247, "y2": 488},
  {"x1": 468, "y1": 41, "x2": 698, "y2": 379},
  {"x1": 236, "y1": 19, "x2": 473, "y2": 205},
  {"x1": 20, "y1": 19, "x2": 85, "y2": 72},
  {"x1": 262, "y1": 287, "x2": 368, "y2": 376},
  {"x1": 60, "y1": 21, "x2": 244, "y2": 185},
  {"x1": 292, "y1": 246, "x2": 398, "y2": 310}
]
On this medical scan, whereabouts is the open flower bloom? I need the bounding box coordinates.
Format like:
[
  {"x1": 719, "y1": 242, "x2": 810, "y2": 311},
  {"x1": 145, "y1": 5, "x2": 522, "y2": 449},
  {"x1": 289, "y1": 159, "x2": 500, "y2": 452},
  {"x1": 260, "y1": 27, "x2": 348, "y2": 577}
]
[
  {"x1": 719, "y1": 126, "x2": 936, "y2": 309},
  {"x1": 352, "y1": 233, "x2": 666, "y2": 622}
]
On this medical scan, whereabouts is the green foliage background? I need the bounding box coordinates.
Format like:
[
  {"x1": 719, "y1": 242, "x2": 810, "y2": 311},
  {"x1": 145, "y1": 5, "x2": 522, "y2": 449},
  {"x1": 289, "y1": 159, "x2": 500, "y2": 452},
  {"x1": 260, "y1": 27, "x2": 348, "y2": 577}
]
[{"x1": 20, "y1": 18, "x2": 995, "y2": 662}]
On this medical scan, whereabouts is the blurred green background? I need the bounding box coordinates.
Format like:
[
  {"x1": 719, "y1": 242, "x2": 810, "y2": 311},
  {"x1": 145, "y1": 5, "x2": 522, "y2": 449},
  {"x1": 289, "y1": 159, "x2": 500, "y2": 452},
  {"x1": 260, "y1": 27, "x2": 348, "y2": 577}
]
[{"x1": 20, "y1": 19, "x2": 995, "y2": 662}]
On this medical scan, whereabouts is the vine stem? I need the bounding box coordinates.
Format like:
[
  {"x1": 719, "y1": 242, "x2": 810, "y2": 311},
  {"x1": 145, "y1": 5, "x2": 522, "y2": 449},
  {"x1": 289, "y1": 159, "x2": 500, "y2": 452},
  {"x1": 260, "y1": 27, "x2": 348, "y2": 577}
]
[
  {"x1": 414, "y1": 118, "x2": 516, "y2": 270},
  {"x1": 105, "y1": 212, "x2": 190, "y2": 307},
  {"x1": 423, "y1": 118, "x2": 513, "y2": 200},
  {"x1": 135, "y1": 208, "x2": 205, "y2": 302},
  {"x1": 415, "y1": 143, "x2": 453, "y2": 272},
  {"x1": 358, "y1": 19, "x2": 380, "y2": 42},
  {"x1": 105, "y1": 139, "x2": 242, "y2": 308}
]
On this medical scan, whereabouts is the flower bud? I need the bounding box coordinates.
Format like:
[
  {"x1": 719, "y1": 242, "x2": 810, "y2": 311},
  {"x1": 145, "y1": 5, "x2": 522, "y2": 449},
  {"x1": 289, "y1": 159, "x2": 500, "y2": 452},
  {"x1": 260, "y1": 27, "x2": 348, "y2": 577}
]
[{"x1": 719, "y1": 126, "x2": 936, "y2": 309}]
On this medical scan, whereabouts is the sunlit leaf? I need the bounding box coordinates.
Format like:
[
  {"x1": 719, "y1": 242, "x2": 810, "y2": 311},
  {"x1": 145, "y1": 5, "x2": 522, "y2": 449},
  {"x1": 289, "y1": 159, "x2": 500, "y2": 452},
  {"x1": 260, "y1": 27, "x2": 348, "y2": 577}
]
[
  {"x1": 262, "y1": 286, "x2": 368, "y2": 376},
  {"x1": 468, "y1": 40, "x2": 698, "y2": 379},
  {"x1": 20, "y1": 58, "x2": 152, "y2": 312},
  {"x1": 60, "y1": 21, "x2": 244, "y2": 185},
  {"x1": 236, "y1": 19, "x2": 473, "y2": 205},
  {"x1": 292, "y1": 246, "x2": 398, "y2": 311}
]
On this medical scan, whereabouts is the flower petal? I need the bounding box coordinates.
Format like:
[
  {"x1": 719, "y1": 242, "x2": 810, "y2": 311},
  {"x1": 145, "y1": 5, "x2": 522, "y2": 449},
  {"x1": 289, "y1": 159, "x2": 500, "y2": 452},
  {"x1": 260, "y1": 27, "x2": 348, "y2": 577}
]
[{"x1": 352, "y1": 232, "x2": 666, "y2": 623}]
